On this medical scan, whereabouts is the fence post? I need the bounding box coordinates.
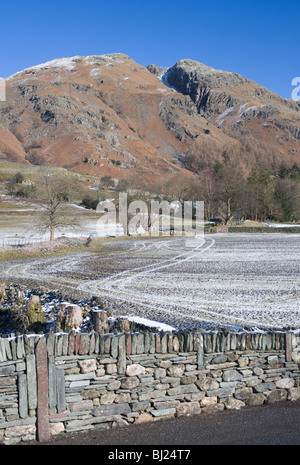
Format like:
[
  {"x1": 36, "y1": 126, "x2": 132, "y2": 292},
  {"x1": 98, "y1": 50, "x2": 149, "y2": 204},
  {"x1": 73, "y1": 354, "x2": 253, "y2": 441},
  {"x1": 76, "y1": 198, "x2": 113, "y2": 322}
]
[{"x1": 36, "y1": 337, "x2": 50, "y2": 442}]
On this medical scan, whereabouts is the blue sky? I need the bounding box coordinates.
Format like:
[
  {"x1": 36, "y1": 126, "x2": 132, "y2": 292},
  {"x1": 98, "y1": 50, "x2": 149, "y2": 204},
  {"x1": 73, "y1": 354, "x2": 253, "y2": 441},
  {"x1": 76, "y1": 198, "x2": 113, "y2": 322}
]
[{"x1": 1, "y1": 0, "x2": 299, "y2": 98}]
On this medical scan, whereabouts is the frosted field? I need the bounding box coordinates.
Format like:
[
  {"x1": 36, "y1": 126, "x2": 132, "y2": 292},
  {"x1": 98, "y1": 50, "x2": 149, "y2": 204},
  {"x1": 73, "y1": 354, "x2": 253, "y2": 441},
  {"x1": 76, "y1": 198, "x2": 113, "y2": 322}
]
[{"x1": 1, "y1": 233, "x2": 300, "y2": 332}]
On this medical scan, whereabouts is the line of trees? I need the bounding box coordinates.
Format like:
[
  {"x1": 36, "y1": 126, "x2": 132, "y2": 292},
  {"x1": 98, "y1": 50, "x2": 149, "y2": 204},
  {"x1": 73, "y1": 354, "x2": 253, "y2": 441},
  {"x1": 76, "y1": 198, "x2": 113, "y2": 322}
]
[
  {"x1": 121, "y1": 137, "x2": 300, "y2": 224},
  {"x1": 188, "y1": 161, "x2": 300, "y2": 223},
  {"x1": 182, "y1": 144, "x2": 300, "y2": 223}
]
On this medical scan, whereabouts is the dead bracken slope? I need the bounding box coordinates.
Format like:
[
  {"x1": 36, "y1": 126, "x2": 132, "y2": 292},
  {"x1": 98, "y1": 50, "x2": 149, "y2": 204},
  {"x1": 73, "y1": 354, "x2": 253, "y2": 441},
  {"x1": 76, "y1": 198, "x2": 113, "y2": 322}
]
[{"x1": 0, "y1": 54, "x2": 299, "y2": 181}]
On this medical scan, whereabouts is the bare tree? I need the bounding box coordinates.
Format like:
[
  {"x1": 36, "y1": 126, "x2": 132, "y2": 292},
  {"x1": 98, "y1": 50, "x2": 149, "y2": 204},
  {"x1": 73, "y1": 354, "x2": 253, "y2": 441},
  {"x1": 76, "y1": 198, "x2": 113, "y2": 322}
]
[
  {"x1": 189, "y1": 170, "x2": 219, "y2": 220},
  {"x1": 34, "y1": 172, "x2": 82, "y2": 241},
  {"x1": 216, "y1": 157, "x2": 244, "y2": 224}
]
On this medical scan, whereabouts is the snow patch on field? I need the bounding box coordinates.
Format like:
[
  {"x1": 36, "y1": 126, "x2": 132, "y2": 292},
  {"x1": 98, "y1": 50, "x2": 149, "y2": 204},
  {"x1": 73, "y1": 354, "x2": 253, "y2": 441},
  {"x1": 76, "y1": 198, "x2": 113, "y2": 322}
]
[{"x1": 126, "y1": 316, "x2": 176, "y2": 332}]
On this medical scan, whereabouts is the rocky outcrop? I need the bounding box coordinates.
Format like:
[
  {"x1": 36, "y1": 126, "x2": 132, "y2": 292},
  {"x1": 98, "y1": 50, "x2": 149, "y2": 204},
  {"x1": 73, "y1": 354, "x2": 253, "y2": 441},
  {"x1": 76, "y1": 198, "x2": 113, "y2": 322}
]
[{"x1": 148, "y1": 58, "x2": 300, "y2": 159}]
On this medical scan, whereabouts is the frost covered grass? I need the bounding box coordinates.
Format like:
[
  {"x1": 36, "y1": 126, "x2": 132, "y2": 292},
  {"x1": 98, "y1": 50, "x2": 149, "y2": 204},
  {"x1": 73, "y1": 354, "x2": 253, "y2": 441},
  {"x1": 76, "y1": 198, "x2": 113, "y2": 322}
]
[{"x1": 0, "y1": 233, "x2": 299, "y2": 332}]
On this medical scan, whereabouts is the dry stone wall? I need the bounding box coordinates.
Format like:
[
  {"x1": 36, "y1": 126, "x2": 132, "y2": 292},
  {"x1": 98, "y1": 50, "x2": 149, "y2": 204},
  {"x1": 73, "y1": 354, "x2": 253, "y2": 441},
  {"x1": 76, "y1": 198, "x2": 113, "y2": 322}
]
[{"x1": 0, "y1": 330, "x2": 300, "y2": 444}]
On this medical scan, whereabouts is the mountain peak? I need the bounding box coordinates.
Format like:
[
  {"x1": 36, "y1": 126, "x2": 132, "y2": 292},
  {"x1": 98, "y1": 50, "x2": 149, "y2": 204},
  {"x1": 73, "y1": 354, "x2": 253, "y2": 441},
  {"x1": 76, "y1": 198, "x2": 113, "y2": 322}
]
[{"x1": 7, "y1": 53, "x2": 133, "y2": 80}]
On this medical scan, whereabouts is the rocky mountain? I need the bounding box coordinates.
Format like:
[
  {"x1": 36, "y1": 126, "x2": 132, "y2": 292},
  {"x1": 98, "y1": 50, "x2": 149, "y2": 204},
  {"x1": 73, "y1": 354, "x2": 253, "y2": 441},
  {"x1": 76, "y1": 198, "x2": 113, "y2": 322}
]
[
  {"x1": 148, "y1": 60, "x2": 300, "y2": 160},
  {"x1": 0, "y1": 54, "x2": 299, "y2": 182}
]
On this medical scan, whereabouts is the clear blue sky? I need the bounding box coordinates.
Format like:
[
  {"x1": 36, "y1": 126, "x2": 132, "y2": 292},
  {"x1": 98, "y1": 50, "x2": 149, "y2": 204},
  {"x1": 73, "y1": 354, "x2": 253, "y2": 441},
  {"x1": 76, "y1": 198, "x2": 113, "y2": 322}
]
[{"x1": 1, "y1": 0, "x2": 299, "y2": 98}]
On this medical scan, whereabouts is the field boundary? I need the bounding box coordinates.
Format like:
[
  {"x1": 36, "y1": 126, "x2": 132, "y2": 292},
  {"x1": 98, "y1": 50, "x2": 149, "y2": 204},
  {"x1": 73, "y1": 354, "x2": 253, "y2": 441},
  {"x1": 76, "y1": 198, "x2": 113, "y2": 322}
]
[
  {"x1": 0, "y1": 329, "x2": 299, "y2": 444},
  {"x1": 228, "y1": 226, "x2": 300, "y2": 233}
]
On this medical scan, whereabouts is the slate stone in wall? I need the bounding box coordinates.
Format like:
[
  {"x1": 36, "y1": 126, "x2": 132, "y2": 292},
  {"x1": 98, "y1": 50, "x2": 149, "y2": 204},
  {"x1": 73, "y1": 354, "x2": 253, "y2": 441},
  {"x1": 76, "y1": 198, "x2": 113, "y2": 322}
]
[
  {"x1": 0, "y1": 339, "x2": 6, "y2": 362},
  {"x1": 137, "y1": 334, "x2": 145, "y2": 354},
  {"x1": 167, "y1": 335, "x2": 173, "y2": 353},
  {"x1": 197, "y1": 334, "x2": 204, "y2": 368},
  {"x1": 26, "y1": 354, "x2": 37, "y2": 411},
  {"x1": 94, "y1": 332, "x2": 100, "y2": 354},
  {"x1": 0, "y1": 364, "x2": 15, "y2": 376},
  {"x1": 251, "y1": 333, "x2": 259, "y2": 350},
  {"x1": 89, "y1": 333, "x2": 96, "y2": 355},
  {"x1": 48, "y1": 356, "x2": 57, "y2": 410},
  {"x1": 46, "y1": 335, "x2": 55, "y2": 357},
  {"x1": 212, "y1": 333, "x2": 218, "y2": 352},
  {"x1": 130, "y1": 400, "x2": 150, "y2": 412},
  {"x1": 266, "y1": 334, "x2": 273, "y2": 350},
  {"x1": 178, "y1": 333, "x2": 184, "y2": 352},
  {"x1": 55, "y1": 334, "x2": 63, "y2": 356},
  {"x1": 68, "y1": 333, "x2": 75, "y2": 356},
  {"x1": 152, "y1": 408, "x2": 176, "y2": 417},
  {"x1": 10, "y1": 338, "x2": 17, "y2": 361},
  {"x1": 16, "y1": 337, "x2": 25, "y2": 359},
  {"x1": 193, "y1": 334, "x2": 198, "y2": 352},
  {"x1": 266, "y1": 389, "x2": 288, "y2": 404},
  {"x1": 117, "y1": 335, "x2": 126, "y2": 374},
  {"x1": 230, "y1": 334, "x2": 237, "y2": 351},
  {"x1": 0, "y1": 338, "x2": 8, "y2": 362},
  {"x1": 184, "y1": 333, "x2": 193, "y2": 352},
  {"x1": 79, "y1": 334, "x2": 90, "y2": 355},
  {"x1": 4, "y1": 339, "x2": 12, "y2": 361},
  {"x1": 56, "y1": 369, "x2": 66, "y2": 413},
  {"x1": 98, "y1": 335, "x2": 104, "y2": 354},
  {"x1": 131, "y1": 334, "x2": 138, "y2": 355},
  {"x1": 104, "y1": 336, "x2": 111, "y2": 354},
  {"x1": 18, "y1": 373, "x2": 28, "y2": 419},
  {"x1": 254, "y1": 382, "x2": 276, "y2": 393},
  {"x1": 120, "y1": 376, "x2": 140, "y2": 389},
  {"x1": 286, "y1": 333, "x2": 292, "y2": 362},
  {"x1": 234, "y1": 387, "x2": 253, "y2": 400},
  {"x1": 73, "y1": 334, "x2": 79, "y2": 354},
  {"x1": 149, "y1": 333, "x2": 156, "y2": 354},
  {"x1": 204, "y1": 333, "x2": 212, "y2": 353},
  {"x1": 223, "y1": 369, "x2": 243, "y2": 382},
  {"x1": 161, "y1": 334, "x2": 167, "y2": 354},
  {"x1": 23, "y1": 336, "x2": 30, "y2": 356},
  {"x1": 144, "y1": 332, "x2": 150, "y2": 354},
  {"x1": 155, "y1": 334, "x2": 161, "y2": 353},
  {"x1": 288, "y1": 387, "x2": 300, "y2": 401},
  {"x1": 62, "y1": 334, "x2": 69, "y2": 356},
  {"x1": 93, "y1": 403, "x2": 131, "y2": 417},
  {"x1": 126, "y1": 334, "x2": 132, "y2": 355},
  {"x1": 277, "y1": 333, "x2": 285, "y2": 350},
  {"x1": 111, "y1": 335, "x2": 119, "y2": 358},
  {"x1": 176, "y1": 402, "x2": 200, "y2": 417},
  {"x1": 172, "y1": 335, "x2": 179, "y2": 352}
]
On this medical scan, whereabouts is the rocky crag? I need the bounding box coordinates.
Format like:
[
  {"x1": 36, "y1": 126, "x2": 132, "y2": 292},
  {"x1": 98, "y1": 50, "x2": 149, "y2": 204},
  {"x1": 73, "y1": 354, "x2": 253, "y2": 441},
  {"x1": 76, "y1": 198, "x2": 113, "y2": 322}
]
[{"x1": 148, "y1": 60, "x2": 300, "y2": 153}]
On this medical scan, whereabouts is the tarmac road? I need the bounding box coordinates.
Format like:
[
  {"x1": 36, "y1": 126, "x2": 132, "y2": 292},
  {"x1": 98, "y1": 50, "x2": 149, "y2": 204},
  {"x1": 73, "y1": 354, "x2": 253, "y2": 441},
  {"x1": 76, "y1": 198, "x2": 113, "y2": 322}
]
[{"x1": 21, "y1": 400, "x2": 300, "y2": 452}]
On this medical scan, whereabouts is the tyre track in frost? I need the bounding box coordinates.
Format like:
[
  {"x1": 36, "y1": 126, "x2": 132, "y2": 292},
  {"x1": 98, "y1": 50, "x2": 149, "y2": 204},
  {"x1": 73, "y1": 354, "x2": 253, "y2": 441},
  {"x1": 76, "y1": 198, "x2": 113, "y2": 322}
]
[
  {"x1": 75, "y1": 237, "x2": 218, "y2": 328},
  {"x1": 1, "y1": 236, "x2": 223, "y2": 330},
  {"x1": 80, "y1": 237, "x2": 211, "y2": 289},
  {"x1": 0, "y1": 237, "x2": 215, "y2": 301}
]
